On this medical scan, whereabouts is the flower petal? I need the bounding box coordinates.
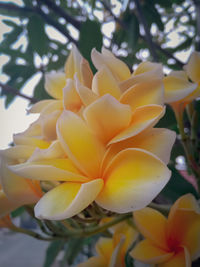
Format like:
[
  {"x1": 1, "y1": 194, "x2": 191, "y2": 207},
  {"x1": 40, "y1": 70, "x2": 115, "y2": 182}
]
[
  {"x1": 34, "y1": 179, "x2": 104, "y2": 220},
  {"x1": 1, "y1": 161, "x2": 41, "y2": 204},
  {"x1": 130, "y1": 239, "x2": 173, "y2": 264},
  {"x1": 109, "y1": 105, "x2": 165, "y2": 144},
  {"x1": 120, "y1": 79, "x2": 164, "y2": 111},
  {"x1": 91, "y1": 48, "x2": 131, "y2": 82},
  {"x1": 185, "y1": 51, "x2": 200, "y2": 83},
  {"x1": 57, "y1": 110, "x2": 105, "y2": 177},
  {"x1": 102, "y1": 128, "x2": 176, "y2": 169},
  {"x1": 64, "y1": 44, "x2": 83, "y2": 80},
  {"x1": 45, "y1": 71, "x2": 66, "y2": 99},
  {"x1": 120, "y1": 62, "x2": 163, "y2": 92},
  {"x1": 83, "y1": 94, "x2": 132, "y2": 144},
  {"x1": 92, "y1": 67, "x2": 121, "y2": 99},
  {"x1": 0, "y1": 190, "x2": 20, "y2": 217},
  {"x1": 9, "y1": 158, "x2": 88, "y2": 182},
  {"x1": 134, "y1": 207, "x2": 168, "y2": 250},
  {"x1": 75, "y1": 75, "x2": 98, "y2": 106},
  {"x1": 167, "y1": 194, "x2": 200, "y2": 260},
  {"x1": 159, "y1": 247, "x2": 191, "y2": 267},
  {"x1": 77, "y1": 257, "x2": 105, "y2": 267},
  {"x1": 96, "y1": 148, "x2": 171, "y2": 213},
  {"x1": 63, "y1": 79, "x2": 82, "y2": 112},
  {"x1": 28, "y1": 100, "x2": 56, "y2": 113},
  {"x1": 80, "y1": 58, "x2": 93, "y2": 88},
  {"x1": 96, "y1": 237, "x2": 114, "y2": 260},
  {"x1": 164, "y1": 74, "x2": 197, "y2": 103}
]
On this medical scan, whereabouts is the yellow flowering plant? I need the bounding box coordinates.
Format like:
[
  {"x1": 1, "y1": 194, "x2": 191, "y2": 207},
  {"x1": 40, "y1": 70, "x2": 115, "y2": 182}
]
[{"x1": 0, "y1": 46, "x2": 200, "y2": 267}]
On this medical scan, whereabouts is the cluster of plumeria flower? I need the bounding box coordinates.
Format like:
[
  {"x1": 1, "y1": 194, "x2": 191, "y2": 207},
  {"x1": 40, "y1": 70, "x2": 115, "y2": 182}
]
[{"x1": 0, "y1": 46, "x2": 200, "y2": 266}]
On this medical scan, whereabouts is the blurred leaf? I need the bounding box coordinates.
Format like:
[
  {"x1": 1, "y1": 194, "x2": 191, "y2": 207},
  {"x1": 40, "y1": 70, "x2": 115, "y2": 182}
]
[
  {"x1": 1, "y1": 26, "x2": 23, "y2": 49},
  {"x1": 161, "y1": 166, "x2": 199, "y2": 202},
  {"x1": 79, "y1": 19, "x2": 103, "y2": 71},
  {"x1": 157, "y1": 105, "x2": 178, "y2": 132},
  {"x1": 33, "y1": 76, "x2": 51, "y2": 100},
  {"x1": 43, "y1": 240, "x2": 65, "y2": 267},
  {"x1": 27, "y1": 15, "x2": 48, "y2": 56}
]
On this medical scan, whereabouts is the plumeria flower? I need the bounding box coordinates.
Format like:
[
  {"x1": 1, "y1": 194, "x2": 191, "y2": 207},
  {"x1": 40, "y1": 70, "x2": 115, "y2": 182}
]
[
  {"x1": 9, "y1": 101, "x2": 173, "y2": 220},
  {"x1": 164, "y1": 51, "x2": 200, "y2": 115},
  {"x1": 0, "y1": 145, "x2": 42, "y2": 216},
  {"x1": 91, "y1": 47, "x2": 163, "y2": 91},
  {"x1": 78, "y1": 221, "x2": 138, "y2": 267},
  {"x1": 0, "y1": 214, "x2": 13, "y2": 229},
  {"x1": 130, "y1": 194, "x2": 200, "y2": 266}
]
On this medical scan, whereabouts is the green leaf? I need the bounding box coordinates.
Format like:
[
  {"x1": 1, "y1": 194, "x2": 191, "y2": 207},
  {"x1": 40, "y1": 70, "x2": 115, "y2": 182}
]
[
  {"x1": 157, "y1": 105, "x2": 178, "y2": 132},
  {"x1": 27, "y1": 15, "x2": 48, "y2": 56},
  {"x1": 33, "y1": 76, "x2": 52, "y2": 100},
  {"x1": 127, "y1": 14, "x2": 139, "y2": 49},
  {"x1": 1, "y1": 26, "x2": 23, "y2": 49},
  {"x1": 160, "y1": 166, "x2": 199, "y2": 202},
  {"x1": 78, "y1": 19, "x2": 103, "y2": 71},
  {"x1": 43, "y1": 240, "x2": 65, "y2": 267},
  {"x1": 11, "y1": 207, "x2": 25, "y2": 218}
]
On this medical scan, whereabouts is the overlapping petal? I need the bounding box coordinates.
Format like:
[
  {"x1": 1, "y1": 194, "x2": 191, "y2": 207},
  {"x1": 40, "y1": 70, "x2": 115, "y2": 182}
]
[
  {"x1": 91, "y1": 48, "x2": 131, "y2": 82},
  {"x1": 57, "y1": 110, "x2": 105, "y2": 177},
  {"x1": 120, "y1": 61, "x2": 163, "y2": 92},
  {"x1": 164, "y1": 71, "x2": 197, "y2": 103},
  {"x1": 130, "y1": 239, "x2": 173, "y2": 264},
  {"x1": 102, "y1": 128, "x2": 176, "y2": 169},
  {"x1": 92, "y1": 67, "x2": 121, "y2": 99},
  {"x1": 34, "y1": 179, "x2": 103, "y2": 220},
  {"x1": 45, "y1": 71, "x2": 66, "y2": 99},
  {"x1": 109, "y1": 105, "x2": 165, "y2": 144},
  {"x1": 83, "y1": 94, "x2": 132, "y2": 144},
  {"x1": 120, "y1": 79, "x2": 164, "y2": 111},
  {"x1": 184, "y1": 51, "x2": 200, "y2": 83},
  {"x1": 96, "y1": 148, "x2": 171, "y2": 213}
]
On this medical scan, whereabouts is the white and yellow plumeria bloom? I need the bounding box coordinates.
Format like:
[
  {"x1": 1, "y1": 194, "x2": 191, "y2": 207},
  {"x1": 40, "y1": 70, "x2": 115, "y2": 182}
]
[
  {"x1": 164, "y1": 51, "x2": 200, "y2": 114},
  {"x1": 78, "y1": 221, "x2": 138, "y2": 267},
  {"x1": 0, "y1": 145, "x2": 42, "y2": 216},
  {"x1": 9, "y1": 93, "x2": 174, "y2": 220}
]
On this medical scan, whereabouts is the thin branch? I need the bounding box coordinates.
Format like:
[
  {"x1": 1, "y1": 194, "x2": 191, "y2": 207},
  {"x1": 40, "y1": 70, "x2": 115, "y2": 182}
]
[
  {"x1": 134, "y1": 0, "x2": 158, "y2": 61},
  {"x1": 101, "y1": 0, "x2": 184, "y2": 67},
  {"x1": 0, "y1": 2, "x2": 78, "y2": 45},
  {"x1": 41, "y1": 0, "x2": 81, "y2": 30},
  {"x1": 35, "y1": 6, "x2": 78, "y2": 45},
  {"x1": 0, "y1": 82, "x2": 38, "y2": 103}
]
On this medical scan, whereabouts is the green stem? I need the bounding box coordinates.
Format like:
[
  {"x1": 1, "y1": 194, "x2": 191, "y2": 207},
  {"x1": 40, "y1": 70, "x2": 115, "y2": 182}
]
[
  {"x1": 73, "y1": 213, "x2": 132, "y2": 237},
  {"x1": 10, "y1": 225, "x2": 62, "y2": 241}
]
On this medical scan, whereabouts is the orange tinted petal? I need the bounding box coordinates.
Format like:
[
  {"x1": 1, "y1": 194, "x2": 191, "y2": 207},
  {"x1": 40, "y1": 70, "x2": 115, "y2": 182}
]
[
  {"x1": 83, "y1": 94, "x2": 132, "y2": 144},
  {"x1": 130, "y1": 239, "x2": 173, "y2": 264},
  {"x1": 96, "y1": 148, "x2": 171, "y2": 213},
  {"x1": 92, "y1": 67, "x2": 121, "y2": 99},
  {"x1": 109, "y1": 105, "x2": 165, "y2": 144},
  {"x1": 134, "y1": 207, "x2": 168, "y2": 250},
  {"x1": 57, "y1": 110, "x2": 105, "y2": 177},
  {"x1": 120, "y1": 79, "x2": 164, "y2": 111}
]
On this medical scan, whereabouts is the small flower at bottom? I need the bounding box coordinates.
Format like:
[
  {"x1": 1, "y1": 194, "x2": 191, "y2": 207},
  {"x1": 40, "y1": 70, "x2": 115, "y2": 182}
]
[
  {"x1": 78, "y1": 221, "x2": 138, "y2": 267},
  {"x1": 130, "y1": 194, "x2": 200, "y2": 266}
]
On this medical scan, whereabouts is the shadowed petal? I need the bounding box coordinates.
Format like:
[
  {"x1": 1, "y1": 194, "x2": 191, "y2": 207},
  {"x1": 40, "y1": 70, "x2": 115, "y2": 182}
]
[{"x1": 34, "y1": 179, "x2": 104, "y2": 220}]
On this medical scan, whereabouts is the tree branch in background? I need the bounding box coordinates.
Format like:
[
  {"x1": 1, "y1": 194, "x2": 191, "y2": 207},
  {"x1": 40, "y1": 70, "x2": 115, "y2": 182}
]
[
  {"x1": 0, "y1": 82, "x2": 38, "y2": 103},
  {"x1": 133, "y1": 0, "x2": 158, "y2": 61},
  {"x1": 101, "y1": 0, "x2": 184, "y2": 67},
  {"x1": 42, "y1": 0, "x2": 81, "y2": 30},
  {"x1": 0, "y1": 2, "x2": 78, "y2": 45}
]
